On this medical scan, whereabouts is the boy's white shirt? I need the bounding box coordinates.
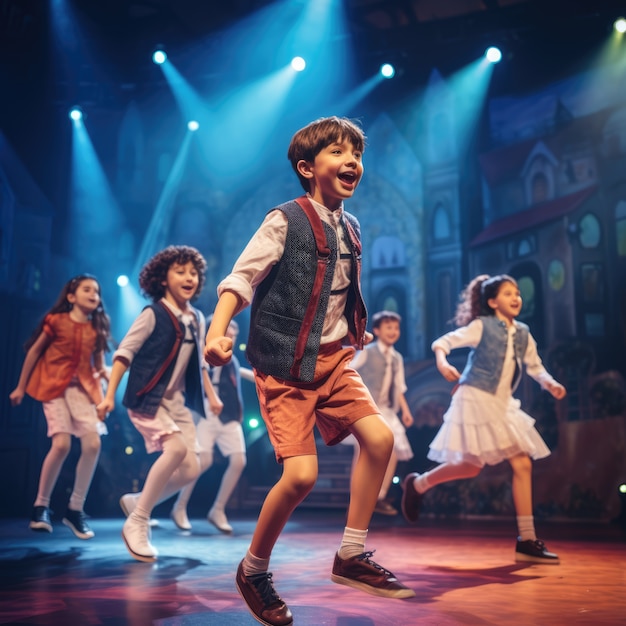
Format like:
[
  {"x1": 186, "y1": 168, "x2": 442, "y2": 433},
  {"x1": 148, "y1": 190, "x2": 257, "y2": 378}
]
[{"x1": 217, "y1": 194, "x2": 353, "y2": 344}]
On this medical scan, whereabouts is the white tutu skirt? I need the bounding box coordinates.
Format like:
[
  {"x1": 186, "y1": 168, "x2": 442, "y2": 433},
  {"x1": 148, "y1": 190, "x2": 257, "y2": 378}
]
[{"x1": 427, "y1": 384, "x2": 550, "y2": 467}]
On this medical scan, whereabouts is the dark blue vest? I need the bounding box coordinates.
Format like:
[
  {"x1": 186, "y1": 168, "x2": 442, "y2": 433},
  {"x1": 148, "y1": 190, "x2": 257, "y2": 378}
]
[{"x1": 123, "y1": 302, "x2": 205, "y2": 417}]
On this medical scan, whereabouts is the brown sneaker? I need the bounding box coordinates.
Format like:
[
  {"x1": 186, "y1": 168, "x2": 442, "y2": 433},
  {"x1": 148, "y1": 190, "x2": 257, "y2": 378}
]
[
  {"x1": 401, "y1": 472, "x2": 423, "y2": 523},
  {"x1": 374, "y1": 499, "x2": 398, "y2": 516},
  {"x1": 235, "y1": 560, "x2": 293, "y2": 626},
  {"x1": 331, "y1": 551, "x2": 415, "y2": 599}
]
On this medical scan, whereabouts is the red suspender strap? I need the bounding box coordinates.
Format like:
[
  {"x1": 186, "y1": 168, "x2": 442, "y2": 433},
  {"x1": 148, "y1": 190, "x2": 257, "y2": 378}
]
[
  {"x1": 136, "y1": 301, "x2": 184, "y2": 396},
  {"x1": 291, "y1": 196, "x2": 331, "y2": 379}
]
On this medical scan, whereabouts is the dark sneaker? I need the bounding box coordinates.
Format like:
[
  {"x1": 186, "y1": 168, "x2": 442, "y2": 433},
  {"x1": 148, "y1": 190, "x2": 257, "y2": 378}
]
[
  {"x1": 401, "y1": 472, "x2": 423, "y2": 523},
  {"x1": 515, "y1": 538, "x2": 560, "y2": 564},
  {"x1": 374, "y1": 499, "x2": 398, "y2": 516},
  {"x1": 331, "y1": 551, "x2": 415, "y2": 599},
  {"x1": 235, "y1": 560, "x2": 293, "y2": 626},
  {"x1": 30, "y1": 506, "x2": 52, "y2": 533},
  {"x1": 62, "y1": 508, "x2": 95, "y2": 539}
]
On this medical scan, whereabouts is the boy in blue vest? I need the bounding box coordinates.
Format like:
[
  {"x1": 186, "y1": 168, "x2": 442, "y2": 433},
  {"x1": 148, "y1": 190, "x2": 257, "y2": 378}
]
[
  {"x1": 97, "y1": 245, "x2": 219, "y2": 562},
  {"x1": 205, "y1": 117, "x2": 414, "y2": 626}
]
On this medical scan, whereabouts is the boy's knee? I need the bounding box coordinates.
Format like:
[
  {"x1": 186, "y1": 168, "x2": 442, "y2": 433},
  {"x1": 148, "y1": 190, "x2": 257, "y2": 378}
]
[{"x1": 287, "y1": 469, "x2": 317, "y2": 496}]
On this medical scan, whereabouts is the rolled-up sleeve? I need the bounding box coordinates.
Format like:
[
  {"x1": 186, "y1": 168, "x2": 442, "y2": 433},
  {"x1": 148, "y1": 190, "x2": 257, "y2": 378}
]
[
  {"x1": 217, "y1": 210, "x2": 287, "y2": 310},
  {"x1": 113, "y1": 308, "x2": 155, "y2": 365}
]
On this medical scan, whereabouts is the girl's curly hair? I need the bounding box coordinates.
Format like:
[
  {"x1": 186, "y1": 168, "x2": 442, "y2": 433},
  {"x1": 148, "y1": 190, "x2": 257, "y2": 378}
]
[
  {"x1": 139, "y1": 245, "x2": 207, "y2": 302},
  {"x1": 453, "y1": 274, "x2": 518, "y2": 326}
]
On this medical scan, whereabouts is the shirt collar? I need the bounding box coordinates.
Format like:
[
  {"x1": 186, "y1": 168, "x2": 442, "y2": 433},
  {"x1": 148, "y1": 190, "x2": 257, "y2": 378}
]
[{"x1": 306, "y1": 193, "x2": 344, "y2": 219}]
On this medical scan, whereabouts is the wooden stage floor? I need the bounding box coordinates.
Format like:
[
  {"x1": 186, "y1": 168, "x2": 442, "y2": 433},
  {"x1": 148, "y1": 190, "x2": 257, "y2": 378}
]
[{"x1": 0, "y1": 509, "x2": 624, "y2": 625}]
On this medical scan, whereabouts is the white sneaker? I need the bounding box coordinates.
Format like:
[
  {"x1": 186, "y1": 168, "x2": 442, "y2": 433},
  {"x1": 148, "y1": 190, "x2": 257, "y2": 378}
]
[
  {"x1": 207, "y1": 507, "x2": 233, "y2": 534},
  {"x1": 170, "y1": 507, "x2": 192, "y2": 531},
  {"x1": 122, "y1": 514, "x2": 158, "y2": 562},
  {"x1": 120, "y1": 493, "x2": 159, "y2": 527}
]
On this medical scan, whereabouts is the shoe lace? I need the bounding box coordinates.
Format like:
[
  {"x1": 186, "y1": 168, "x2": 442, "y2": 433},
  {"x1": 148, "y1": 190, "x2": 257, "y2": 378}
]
[
  {"x1": 248, "y1": 572, "x2": 282, "y2": 606},
  {"x1": 355, "y1": 550, "x2": 394, "y2": 578},
  {"x1": 533, "y1": 540, "x2": 546, "y2": 550}
]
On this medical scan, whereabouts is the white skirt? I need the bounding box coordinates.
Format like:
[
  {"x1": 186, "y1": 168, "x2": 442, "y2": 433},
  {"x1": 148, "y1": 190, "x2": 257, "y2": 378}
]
[{"x1": 427, "y1": 384, "x2": 550, "y2": 467}]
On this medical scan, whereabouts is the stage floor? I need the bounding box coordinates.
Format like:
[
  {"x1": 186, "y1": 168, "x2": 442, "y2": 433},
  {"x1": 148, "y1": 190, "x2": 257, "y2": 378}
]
[{"x1": 0, "y1": 509, "x2": 624, "y2": 625}]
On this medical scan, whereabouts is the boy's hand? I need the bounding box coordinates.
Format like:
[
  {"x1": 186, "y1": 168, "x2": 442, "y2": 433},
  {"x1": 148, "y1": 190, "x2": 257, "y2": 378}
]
[
  {"x1": 205, "y1": 336, "x2": 233, "y2": 366},
  {"x1": 209, "y1": 397, "x2": 224, "y2": 416},
  {"x1": 546, "y1": 381, "x2": 566, "y2": 400},
  {"x1": 96, "y1": 398, "x2": 114, "y2": 421},
  {"x1": 363, "y1": 331, "x2": 374, "y2": 345}
]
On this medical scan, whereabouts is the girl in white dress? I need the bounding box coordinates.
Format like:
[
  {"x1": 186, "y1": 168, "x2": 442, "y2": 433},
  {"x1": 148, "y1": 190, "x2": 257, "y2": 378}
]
[{"x1": 401, "y1": 274, "x2": 566, "y2": 563}]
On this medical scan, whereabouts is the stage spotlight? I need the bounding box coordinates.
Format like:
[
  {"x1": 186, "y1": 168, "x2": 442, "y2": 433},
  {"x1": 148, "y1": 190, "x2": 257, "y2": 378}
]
[
  {"x1": 187, "y1": 120, "x2": 199, "y2": 132},
  {"x1": 485, "y1": 46, "x2": 502, "y2": 63},
  {"x1": 116, "y1": 274, "x2": 129, "y2": 287},
  {"x1": 615, "y1": 17, "x2": 626, "y2": 33},
  {"x1": 380, "y1": 63, "x2": 395, "y2": 79},
  {"x1": 69, "y1": 106, "x2": 83, "y2": 121},
  {"x1": 152, "y1": 49, "x2": 167, "y2": 64},
  {"x1": 291, "y1": 56, "x2": 306, "y2": 72},
  {"x1": 248, "y1": 417, "x2": 260, "y2": 429}
]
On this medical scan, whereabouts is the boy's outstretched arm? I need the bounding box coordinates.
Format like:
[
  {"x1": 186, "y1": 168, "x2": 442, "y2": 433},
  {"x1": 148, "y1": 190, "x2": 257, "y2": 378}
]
[
  {"x1": 96, "y1": 357, "x2": 129, "y2": 420},
  {"x1": 205, "y1": 290, "x2": 244, "y2": 366}
]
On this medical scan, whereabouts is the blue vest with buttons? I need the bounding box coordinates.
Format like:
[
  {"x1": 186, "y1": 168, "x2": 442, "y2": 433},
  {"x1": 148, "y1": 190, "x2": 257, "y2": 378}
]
[{"x1": 459, "y1": 315, "x2": 529, "y2": 394}]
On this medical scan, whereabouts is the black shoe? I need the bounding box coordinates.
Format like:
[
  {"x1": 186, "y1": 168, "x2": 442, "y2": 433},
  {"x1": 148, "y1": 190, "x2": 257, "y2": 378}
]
[
  {"x1": 235, "y1": 560, "x2": 293, "y2": 626},
  {"x1": 401, "y1": 473, "x2": 423, "y2": 523},
  {"x1": 30, "y1": 506, "x2": 52, "y2": 533},
  {"x1": 515, "y1": 538, "x2": 560, "y2": 564},
  {"x1": 331, "y1": 551, "x2": 415, "y2": 599},
  {"x1": 62, "y1": 509, "x2": 95, "y2": 540}
]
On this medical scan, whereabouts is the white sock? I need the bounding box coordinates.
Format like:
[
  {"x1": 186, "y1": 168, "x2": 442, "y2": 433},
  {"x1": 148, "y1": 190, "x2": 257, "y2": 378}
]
[
  {"x1": 516, "y1": 515, "x2": 536, "y2": 541},
  {"x1": 338, "y1": 526, "x2": 368, "y2": 560},
  {"x1": 242, "y1": 549, "x2": 270, "y2": 576}
]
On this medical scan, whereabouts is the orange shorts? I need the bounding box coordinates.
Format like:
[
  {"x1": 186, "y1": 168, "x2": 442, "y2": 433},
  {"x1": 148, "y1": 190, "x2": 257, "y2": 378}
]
[{"x1": 253, "y1": 345, "x2": 379, "y2": 462}]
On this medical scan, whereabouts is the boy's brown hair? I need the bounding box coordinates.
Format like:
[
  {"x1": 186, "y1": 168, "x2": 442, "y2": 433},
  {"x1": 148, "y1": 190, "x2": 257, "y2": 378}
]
[
  {"x1": 287, "y1": 116, "x2": 366, "y2": 192},
  {"x1": 371, "y1": 310, "x2": 401, "y2": 329}
]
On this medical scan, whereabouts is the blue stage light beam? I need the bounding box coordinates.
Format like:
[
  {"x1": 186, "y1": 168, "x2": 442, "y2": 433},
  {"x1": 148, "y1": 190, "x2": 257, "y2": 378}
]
[
  {"x1": 69, "y1": 113, "x2": 124, "y2": 267},
  {"x1": 132, "y1": 127, "x2": 196, "y2": 280},
  {"x1": 576, "y1": 18, "x2": 626, "y2": 114},
  {"x1": 159, "y1": 59, "x2": 212, "y2": 127},
  {"x1": 442, "y1": 55, "x2": 497, "y2": 158}
]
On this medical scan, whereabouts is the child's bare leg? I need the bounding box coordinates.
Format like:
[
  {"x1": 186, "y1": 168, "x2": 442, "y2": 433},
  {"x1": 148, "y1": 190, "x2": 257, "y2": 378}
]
[
  {"x1": 68, "y1": 432, "x2": 101, "y2": 511},
  {"x1": 509, "y1": 453, "x2": 533, "y2": 515},
  {"x1": 347, "y1": 414, "x2": 393, "y2": 529},
  {"x1": 379, "y1": 450, "x2": 397, "y2": 501},
  {"x1": 331, "y1": 415, "x2": 415, "y2": 599},
  {"x1": 134, "y1": 433, "x2": 191, "y2": 517},
  {"x1": 249, "y1": 454, "x2": 317, "y2": 559},
  {"x1": 509, "y1": 453, "x2": 537, "y2": 541},
  {"x1": 35, "y1": 433, "x2": 72, "y2": 506},
  {"x1": 415, "y1": 461, "x2": 481, "y2": 492}
]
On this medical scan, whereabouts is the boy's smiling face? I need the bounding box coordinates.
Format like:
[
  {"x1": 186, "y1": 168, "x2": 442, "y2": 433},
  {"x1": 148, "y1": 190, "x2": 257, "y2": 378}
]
[
  {"x1": 297, "y1": 138, "x2": 363, "y2": 211},
  {"x1": 373, "y1": 319, "x2": 401, "y2": 347},
  {"x1": 163, "y1": 261, "x2": 199, "y2": 311}
]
